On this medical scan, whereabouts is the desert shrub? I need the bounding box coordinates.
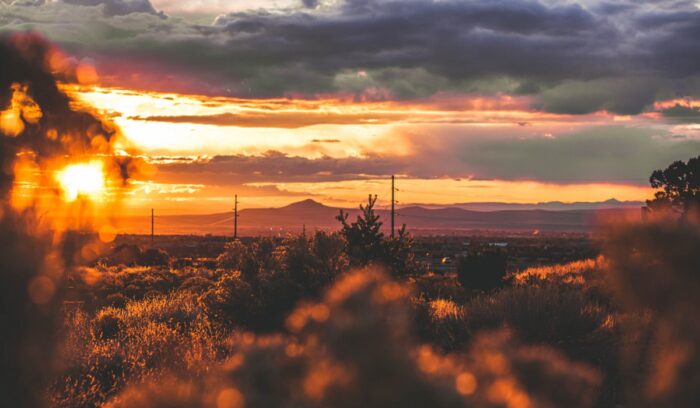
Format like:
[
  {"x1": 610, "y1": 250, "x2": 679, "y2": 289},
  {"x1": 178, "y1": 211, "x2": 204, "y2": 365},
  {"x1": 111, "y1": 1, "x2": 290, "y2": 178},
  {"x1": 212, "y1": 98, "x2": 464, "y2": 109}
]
[
  {"x1": 411, "y1": 271, "x2": 469, "y2": 302},
  {"x1": 202, "y1": 269, "x2": 309, "y2": 333},
  {"x1": 514, "y1": 257, "x2": 604, "y2": 285},
  {"x1": 311, "y1": 230, "x2": 350, "y2": 276},
  {"x1": 466, "y1": 331, "x2": 601, "y2": 408},
  {"x1": 223, "y1": 271, "x2": 599, "y2": 407},
  {"x1": 464, "y1": 283, "x2": 616, "y2": 364},
  {"x1": 93, "y1": 308, "x2": 126, "y2": 340},
  {"x1": 179, "y1": 276, "x2": 212, "y2": 293},
  {"x1": 103, "y1": 378, "x2": 206, "y2": 408},
  {"x1": 216, "y1": 240, "x2": 249, "y2": 270},
  {"x1": 464, "y1": 279, "x2": 622, "y2": 406},
  {"x1": 105, "y1": 293, "x2": 129, "y2": 308},
  {"x1": 276, "y1": 232, "x2": 347, "y2": 291},
  {"x1": 51, "y1": 345, "x2": 130, "y2": 407},
  {"x1": 171, "y1": 257, "x2": 193, "y2": 269},
  {"x1": 457, "y1": 250, "x2": 508, "y2": 291},
  {"x1": 200, "y1": 271, "x2": 257, "y2": 329},
  {"x1": 205, "y1": 232, "x2": 347, "y2": 333},
  {"x1": 139, "y1": 248, "x2": 170, "y2": 267},
  {"x1": 50, "y1": 291, "x2": 226, "y2": 407},
  {"x1": 603, "y1": 221, "x2": 700, "y2": 407},
  {"x1": 66, "y1": 266, "x2": 199, "y2": 311},
  {"x1": 216, "y1": 238, "x2": 278, "y2": 280},
  {"x1": 109, "y1": 244, "x2": 142, "y2": 266},
  {"x1": 106, "y1": 268, "x2": 601, "y2": 408},
  {"x1": 412, "y1": 296, "x2": 469, "y2": 352}
]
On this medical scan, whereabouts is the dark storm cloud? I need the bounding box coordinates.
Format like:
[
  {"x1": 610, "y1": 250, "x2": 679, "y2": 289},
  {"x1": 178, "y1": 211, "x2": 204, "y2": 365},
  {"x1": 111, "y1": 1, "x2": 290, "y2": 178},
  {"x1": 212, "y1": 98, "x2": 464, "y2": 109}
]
[
  {"x1": 61, "y1": 0, "x2": 162, "y2": 16},
  {"x1": 2, "y1": 0, "x2": 700, "y2": 113},
  {"x1": 301, "y1": 0, "x2": 319, "y2": 9},
  {"x1": 660, "y1": 104, "x2": 700, "y2": 123},
  {"x1": 156, "y1": 151, "x2": 406, "y2": 184}
]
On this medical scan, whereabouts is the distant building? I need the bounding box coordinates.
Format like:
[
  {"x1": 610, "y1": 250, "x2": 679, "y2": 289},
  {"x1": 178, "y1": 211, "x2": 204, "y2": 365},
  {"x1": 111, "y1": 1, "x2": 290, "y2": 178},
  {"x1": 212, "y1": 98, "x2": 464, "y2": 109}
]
[{"x1": 489, "y1": 242, "x2": 509, "y2": 248}]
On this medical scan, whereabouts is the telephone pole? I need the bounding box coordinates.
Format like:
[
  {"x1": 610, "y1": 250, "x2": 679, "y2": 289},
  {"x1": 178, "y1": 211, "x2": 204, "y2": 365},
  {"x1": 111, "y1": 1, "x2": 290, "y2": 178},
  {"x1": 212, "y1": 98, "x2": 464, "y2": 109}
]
[
  {"x1": 150, "y1": 208, "x2": 154, "y2": 247},
  {"x1": 233, "y1": 194, "x2": 239, "y2": 240},
  {"x1": 391, "y1": 175, "x2": 395, "y2": 238}
]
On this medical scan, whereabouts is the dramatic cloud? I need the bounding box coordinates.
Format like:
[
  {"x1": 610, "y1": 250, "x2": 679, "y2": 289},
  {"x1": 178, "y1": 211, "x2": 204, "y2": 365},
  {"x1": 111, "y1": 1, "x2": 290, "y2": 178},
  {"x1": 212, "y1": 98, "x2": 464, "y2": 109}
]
[
  {"x1": 1, "y1": 0, "x2": 699, "y2": 113},
  {"x1": 152, "y1": 126, "x2": 700, "y2": 185},
  {"x1": 127, "y1": 111, "x2": 402, "y2": 128},
  {"x1": 660, "y1": 104, "x2": 700, "y2": 123},
  {"x1": 62, "y1": 0, "x2": 163, "y2": 16}
]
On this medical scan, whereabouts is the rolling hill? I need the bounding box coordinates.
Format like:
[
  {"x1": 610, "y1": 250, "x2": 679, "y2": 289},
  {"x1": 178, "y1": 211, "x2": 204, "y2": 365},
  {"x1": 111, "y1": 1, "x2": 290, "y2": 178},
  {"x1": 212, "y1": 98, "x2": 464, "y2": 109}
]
[{"x1": 113, "y1": 199, "x2": 642, "y2": 236}]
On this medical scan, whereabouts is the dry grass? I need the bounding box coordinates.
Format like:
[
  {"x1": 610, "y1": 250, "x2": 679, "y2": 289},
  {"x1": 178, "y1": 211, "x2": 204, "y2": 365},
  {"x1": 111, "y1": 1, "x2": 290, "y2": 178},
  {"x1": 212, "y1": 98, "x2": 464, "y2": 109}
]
[{"x1": 514, "y1": 257, "x2": 605, "y2": 285}]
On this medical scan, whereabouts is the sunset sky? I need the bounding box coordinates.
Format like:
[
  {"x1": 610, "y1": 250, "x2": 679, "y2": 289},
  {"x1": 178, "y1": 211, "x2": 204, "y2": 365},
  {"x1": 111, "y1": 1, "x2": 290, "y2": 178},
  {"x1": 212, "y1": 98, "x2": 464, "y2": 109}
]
[{"x1": 2, "y1": 0, "x2": 700, "y2": 214}]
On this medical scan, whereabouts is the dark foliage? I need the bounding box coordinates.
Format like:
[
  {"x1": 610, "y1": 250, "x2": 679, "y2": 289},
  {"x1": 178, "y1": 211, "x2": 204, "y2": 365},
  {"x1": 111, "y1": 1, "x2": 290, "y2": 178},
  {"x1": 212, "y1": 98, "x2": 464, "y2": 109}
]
[
  {"x1": 0, "y1": 208, "x2": 61, "y2": 407},
  {"x1": 647, "y1": 155, "x2": 700, "y2": 214},
  {"x1": 109, "y1": 244, "x2": 142, "y2": 267},
  {"x1": 457, "y1": 250, "x2": 508, "y2": 291},
  {"x1": 139, "y1": 248, "x2": 170, "y2": 267},
  {"x1": 203, "y1": 232, "x2": 347, "y2": 332},
  {"x1": 337, "y1": 194, "x2": 420, "y2": 277},
  {"x1": 604, "y1": 221, "x2": 700, "y2": 407}
]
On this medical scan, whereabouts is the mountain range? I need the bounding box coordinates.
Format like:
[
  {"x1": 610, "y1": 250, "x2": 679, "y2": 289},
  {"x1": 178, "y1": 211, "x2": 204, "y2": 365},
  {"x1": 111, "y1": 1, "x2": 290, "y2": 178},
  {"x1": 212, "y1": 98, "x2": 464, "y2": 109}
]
[{"x1": 114, "y1": 199, "x2": 643, "y2": 236}]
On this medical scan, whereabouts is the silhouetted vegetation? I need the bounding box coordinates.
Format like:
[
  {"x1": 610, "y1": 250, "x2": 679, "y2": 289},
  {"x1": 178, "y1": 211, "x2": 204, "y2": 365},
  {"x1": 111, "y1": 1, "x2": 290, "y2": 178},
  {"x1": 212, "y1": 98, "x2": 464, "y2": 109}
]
[
  {"x1": 457, "y1": 250, "x2": 508, "y2": 291},
  {"x1": 139, "y1": 248, "x2": 170, "y2": 267},
  {"x1": 337, "y1": 194, "x2": 420, "y2": 277},
  {"x1": 648, "y1": 155, "x2": 700, "y2": 215},
  {"x1": 203, "y1": 231, "x2": 348, "y2": 332}
]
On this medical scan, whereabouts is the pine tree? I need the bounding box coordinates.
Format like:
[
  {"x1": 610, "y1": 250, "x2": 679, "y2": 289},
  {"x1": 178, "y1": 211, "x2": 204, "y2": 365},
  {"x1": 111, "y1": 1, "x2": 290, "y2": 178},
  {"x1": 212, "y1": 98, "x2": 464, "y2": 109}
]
[{"x1": 337, "y1": 195, "x2": 420, "y2": 276}]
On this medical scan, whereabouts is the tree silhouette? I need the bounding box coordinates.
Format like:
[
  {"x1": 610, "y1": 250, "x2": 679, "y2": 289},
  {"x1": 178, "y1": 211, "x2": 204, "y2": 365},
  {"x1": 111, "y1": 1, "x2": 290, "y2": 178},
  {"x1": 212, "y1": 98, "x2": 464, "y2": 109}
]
[
  {"x1": 647, "y1": 156, "x2": 700, "y2": 214},
  {"x1": 337, "y1": 195, "x2": 386, "y2": 267},
  {"x1": 337, "y1": 195, "x2": 419, "y2": 276}
]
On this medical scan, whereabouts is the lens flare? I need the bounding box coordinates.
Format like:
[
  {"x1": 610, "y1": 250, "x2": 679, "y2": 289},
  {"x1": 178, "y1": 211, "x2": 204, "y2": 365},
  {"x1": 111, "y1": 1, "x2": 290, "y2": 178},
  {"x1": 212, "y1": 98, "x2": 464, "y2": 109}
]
[{"x1": 56, "y1": 161, "x2": 106, "y2": 202}]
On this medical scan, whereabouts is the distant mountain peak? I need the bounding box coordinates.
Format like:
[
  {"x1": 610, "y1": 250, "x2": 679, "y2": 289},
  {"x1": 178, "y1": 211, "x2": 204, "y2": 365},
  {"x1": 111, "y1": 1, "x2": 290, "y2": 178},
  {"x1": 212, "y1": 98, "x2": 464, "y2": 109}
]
[{"x1": 282, "y1": 199, "x2": 329, "y2": 210}]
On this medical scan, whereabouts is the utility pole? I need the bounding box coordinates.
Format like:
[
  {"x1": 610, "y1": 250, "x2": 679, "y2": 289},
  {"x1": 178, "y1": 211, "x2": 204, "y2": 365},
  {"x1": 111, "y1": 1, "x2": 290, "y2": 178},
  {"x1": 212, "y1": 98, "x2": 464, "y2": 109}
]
[
  {"x1": 391, "y1": 175, "x2": 395, "y2": 238},
  {"x1": 150, "y1": 208, "x2": 154, "y2": 247},
  {"x1": 233, "y1": 194, "x2": 239, "y2": 240}
]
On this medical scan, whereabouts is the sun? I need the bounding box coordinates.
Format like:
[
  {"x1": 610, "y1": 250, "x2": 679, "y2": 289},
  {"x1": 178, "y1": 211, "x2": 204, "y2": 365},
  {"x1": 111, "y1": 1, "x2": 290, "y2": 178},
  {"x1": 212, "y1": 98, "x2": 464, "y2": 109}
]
[{"x1": 56, "y1": 161, "x2": 106, "y2": 202}]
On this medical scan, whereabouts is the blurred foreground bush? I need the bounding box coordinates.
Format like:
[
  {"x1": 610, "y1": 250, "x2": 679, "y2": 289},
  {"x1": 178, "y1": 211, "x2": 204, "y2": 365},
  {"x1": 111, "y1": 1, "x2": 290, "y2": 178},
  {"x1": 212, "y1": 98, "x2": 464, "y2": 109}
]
[
  {"x1": 102, "y1": 268, "x2": 601, "y2": 408},
  {"x1": 604, "y1": 221, "x2": 700, "y2": 407}
]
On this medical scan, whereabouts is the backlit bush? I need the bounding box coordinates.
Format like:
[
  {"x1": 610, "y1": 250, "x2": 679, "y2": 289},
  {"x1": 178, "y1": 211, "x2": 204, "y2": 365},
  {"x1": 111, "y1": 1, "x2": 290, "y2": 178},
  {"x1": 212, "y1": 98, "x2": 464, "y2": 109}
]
[
  {"x1": 464, "y1": 283, "x2": 616, "y2": 366},
  {"x1": 101, "y1": 268, "x2": 602, "y2": 408},
  {"x1": 50, "y1": 291, "x2": 226, "y2": 407},
  {"x1": 514, "y1": 257, "x2": 604, "y2": 285},
  {"x1": 604, "y1": 221, "x2": 700, "y2": 407},
  {"x1": 204, "y1": 232, "x2": 347, "y2": 332}
]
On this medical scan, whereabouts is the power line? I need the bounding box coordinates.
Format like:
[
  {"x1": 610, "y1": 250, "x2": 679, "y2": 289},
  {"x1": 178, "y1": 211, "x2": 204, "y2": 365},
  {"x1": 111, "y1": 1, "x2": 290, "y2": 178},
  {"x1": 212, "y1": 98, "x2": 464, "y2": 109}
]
[
  {"x1": 150, "y1": 208, "x2": 154, "y2": 247},
  {"x1": 233, "y1": 194, "x2": 239, "y2": 240},
  {"x1": 391, "y1": 175, "x2": 395, "y2": 238}
]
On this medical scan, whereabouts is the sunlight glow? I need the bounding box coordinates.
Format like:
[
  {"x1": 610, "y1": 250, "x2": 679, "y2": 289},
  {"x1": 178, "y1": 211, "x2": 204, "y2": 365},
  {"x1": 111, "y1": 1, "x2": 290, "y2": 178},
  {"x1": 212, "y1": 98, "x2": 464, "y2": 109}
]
[{"x1": 56, "y1": 161, "x2": 106, "y2": 202}]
